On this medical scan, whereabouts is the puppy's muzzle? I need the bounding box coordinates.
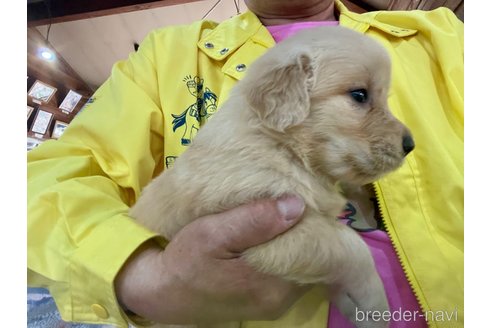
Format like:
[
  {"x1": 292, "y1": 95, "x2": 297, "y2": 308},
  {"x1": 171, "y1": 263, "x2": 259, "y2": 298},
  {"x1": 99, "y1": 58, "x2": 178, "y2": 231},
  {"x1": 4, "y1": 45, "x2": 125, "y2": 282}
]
[{"x1": 402, "y1": 134, "x2": 415, "y2": 156}]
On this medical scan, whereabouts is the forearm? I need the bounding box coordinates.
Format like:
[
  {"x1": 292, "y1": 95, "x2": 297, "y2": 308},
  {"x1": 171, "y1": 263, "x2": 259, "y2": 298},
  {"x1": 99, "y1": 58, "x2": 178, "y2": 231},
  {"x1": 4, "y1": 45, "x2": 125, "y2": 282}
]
[{"x1": 115, "y1": 240, "x2": 165, "y2": 322}]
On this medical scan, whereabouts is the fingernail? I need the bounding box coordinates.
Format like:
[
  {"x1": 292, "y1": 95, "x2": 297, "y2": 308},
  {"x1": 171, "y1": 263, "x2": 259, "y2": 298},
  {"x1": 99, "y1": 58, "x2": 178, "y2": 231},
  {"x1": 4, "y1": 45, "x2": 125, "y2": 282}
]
[{"x1": 277, "y1": 195, "x2": 305, "y2": 222}]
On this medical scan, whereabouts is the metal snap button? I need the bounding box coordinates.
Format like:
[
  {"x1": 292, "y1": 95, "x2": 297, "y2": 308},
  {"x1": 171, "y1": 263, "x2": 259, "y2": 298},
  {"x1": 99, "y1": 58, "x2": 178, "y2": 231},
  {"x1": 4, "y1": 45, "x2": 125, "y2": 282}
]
[
  {"x1": 204, "y1": 42, "x2": 214, "y2": 49},
  {"x1": 220, "y1": 48, "x2": 229, "y2": 55},
  {"x1": 236, "y1": 63, "x2": 246, "y2": 72}
]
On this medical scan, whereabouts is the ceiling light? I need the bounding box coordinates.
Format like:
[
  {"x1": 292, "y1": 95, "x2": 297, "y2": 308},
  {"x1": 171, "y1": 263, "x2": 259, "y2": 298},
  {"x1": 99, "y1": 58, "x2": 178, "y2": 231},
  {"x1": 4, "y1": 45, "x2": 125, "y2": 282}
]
[{"x1": 38, "y1": 47, "x2": 56, "y2": 61}]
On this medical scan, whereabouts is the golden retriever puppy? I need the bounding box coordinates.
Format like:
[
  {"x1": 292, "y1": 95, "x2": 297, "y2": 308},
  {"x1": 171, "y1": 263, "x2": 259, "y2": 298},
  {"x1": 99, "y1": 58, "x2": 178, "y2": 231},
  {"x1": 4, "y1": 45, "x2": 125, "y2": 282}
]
[{"x1": 130, "y1": 26, "x2": 414, "y2": 328}]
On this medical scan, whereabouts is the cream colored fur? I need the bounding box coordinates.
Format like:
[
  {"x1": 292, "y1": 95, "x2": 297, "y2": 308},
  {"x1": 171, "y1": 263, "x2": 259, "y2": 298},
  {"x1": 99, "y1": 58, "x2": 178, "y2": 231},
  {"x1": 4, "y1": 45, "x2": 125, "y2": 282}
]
[{"x1": 130, "y1": 26, "x2": 412, "y2": 328}]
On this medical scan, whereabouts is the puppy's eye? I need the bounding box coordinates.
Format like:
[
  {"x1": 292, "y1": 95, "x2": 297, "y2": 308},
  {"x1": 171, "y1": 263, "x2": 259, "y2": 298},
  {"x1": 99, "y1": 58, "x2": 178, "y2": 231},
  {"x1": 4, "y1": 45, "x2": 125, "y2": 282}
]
[{"x1": 350, "y1": 89, "x2": 368, "y2": 103}]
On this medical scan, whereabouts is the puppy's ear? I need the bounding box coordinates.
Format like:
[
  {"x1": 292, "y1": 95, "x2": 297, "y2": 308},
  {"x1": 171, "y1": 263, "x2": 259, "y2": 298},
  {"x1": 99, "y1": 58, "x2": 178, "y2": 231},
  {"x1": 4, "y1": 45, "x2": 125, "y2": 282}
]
[{"x1": 247, "y1": 53, "x2": 314, "y2": 131}]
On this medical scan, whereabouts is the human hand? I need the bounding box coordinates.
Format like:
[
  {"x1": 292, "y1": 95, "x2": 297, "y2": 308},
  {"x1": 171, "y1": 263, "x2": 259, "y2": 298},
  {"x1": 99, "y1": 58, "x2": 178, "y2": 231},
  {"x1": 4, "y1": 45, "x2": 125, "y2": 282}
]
[{"x1": 115, "y1": 195, "x2": 308, "y2": 324}]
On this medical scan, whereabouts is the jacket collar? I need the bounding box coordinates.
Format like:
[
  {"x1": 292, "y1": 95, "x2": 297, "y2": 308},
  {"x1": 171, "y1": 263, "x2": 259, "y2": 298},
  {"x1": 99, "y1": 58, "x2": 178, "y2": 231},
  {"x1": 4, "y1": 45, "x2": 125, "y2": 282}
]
[
  {"x1": 336, "y1": 0, "x2": 417, "y2": 37},
  {"x1": 198, "y1": 1, "x2": 417, "y2": 81},
  {"x1": 197, "y1": 10, "x2": 268, "y2": 61},
  {"x1": 198, "y1": 0, "x2": 416, "y2": 61}
]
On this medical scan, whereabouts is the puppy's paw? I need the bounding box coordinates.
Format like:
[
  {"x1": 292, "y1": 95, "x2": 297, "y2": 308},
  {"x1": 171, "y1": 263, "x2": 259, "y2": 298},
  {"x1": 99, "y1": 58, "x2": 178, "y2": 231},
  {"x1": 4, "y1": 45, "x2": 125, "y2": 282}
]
[
  {"x1": 331, "y1": 278, "x2": 389, "y2": 328},
  {"x1": 353, "y1": 296, "x2": 390, "y2": 328}
]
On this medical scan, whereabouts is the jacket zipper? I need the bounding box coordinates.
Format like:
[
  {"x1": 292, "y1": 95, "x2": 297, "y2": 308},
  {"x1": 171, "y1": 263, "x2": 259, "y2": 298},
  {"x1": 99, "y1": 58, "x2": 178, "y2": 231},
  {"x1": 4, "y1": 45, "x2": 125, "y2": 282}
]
[{"x1": 372, "y1": 181, "x2": 432, "y2": 326}]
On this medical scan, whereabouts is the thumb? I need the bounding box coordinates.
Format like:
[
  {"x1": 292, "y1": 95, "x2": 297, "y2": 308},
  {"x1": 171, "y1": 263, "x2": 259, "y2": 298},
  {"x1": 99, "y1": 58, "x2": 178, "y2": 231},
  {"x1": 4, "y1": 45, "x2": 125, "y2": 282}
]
[{"x1": 207, "y1": 195, "x2": 305, "y2": 253}]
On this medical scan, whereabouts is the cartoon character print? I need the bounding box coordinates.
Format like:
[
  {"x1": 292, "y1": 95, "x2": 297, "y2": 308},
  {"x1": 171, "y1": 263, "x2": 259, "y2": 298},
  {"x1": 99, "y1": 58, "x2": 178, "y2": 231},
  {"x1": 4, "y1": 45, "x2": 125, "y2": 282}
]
[
  {"x1": 172, "y1": 76, "x2": 218, "y2": 145},
  {"x1": 337, "y1": 198, "x2": 384, "y2": 232}
]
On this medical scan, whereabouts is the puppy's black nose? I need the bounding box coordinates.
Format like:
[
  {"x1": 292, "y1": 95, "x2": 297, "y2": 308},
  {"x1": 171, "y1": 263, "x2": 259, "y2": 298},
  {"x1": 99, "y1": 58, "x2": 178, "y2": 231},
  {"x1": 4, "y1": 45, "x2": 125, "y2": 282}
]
[{"x1": 402, "y1": 135, "x2": 415, "y2": 156}]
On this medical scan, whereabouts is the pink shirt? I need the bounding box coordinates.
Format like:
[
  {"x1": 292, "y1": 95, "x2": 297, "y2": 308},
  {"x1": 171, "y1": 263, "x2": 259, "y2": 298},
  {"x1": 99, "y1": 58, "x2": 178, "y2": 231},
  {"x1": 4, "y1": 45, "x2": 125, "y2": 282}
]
[
  {"x1": 267, "y1": 21, "x2": 339, "y2": 43},
  {"x1": 266, "y1": 22, "x2": 427, "y2": 328}
]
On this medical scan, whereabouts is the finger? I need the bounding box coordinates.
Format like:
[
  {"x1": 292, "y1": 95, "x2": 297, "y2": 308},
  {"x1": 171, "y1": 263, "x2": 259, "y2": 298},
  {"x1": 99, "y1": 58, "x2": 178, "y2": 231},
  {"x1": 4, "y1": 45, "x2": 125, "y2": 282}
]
[{"x1": 204, "y1": 195, "x2": 305, "y2": 253}]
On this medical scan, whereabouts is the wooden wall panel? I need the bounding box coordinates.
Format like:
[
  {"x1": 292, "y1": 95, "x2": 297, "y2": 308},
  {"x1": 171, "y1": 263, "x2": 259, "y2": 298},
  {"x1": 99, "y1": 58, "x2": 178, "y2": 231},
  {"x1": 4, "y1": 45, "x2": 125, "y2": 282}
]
[{"x1": 28, "y1": 0, "x2": 203, "y2": 26}]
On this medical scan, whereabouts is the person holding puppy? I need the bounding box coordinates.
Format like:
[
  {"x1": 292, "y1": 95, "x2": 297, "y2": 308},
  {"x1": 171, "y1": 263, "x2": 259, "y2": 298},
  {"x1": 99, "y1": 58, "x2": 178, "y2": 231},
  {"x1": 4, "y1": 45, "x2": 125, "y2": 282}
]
[{"x1": 27, "y1": 0, "x2": 463, "y2": 327}]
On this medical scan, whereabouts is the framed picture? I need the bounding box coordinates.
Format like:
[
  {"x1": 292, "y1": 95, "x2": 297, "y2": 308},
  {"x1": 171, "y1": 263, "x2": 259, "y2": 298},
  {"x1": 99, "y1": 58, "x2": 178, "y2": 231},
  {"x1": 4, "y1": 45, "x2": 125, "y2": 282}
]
[
  {"x1": 28, "y1": 80, "x2": 57, "y2": 103},
  {"x1": 27, "y1": 137, "x2": 44, "y2": 151},
  {"x1": 31, "y1": 109, "x2": 53, "y2": 135},
  {"x1": 27, "y1": 105, "x2": 35, "y2": 119},
  {"x1": 51, "y1": 120, "x2": 69, "y2": 139},
  {"x1": 59, "y1": 90, "x2": 82, "y2": 113}
]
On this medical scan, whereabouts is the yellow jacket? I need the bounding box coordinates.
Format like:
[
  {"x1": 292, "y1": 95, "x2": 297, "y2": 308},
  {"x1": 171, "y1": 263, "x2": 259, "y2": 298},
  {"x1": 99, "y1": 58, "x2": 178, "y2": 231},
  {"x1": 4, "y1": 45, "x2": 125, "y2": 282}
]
[{"x1": 27, "y1": 1, "x2": 463, "y2": 327}]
